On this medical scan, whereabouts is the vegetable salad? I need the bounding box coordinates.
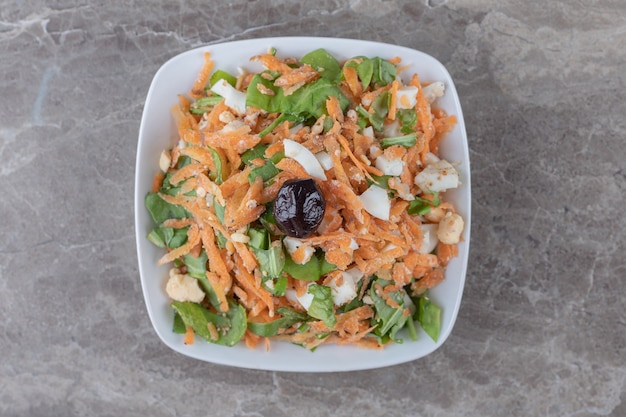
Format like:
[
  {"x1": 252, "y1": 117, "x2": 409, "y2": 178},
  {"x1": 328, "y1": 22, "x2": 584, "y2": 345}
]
[{"x1": 145, "y1": 47, "x2": 464, "y2": 350}]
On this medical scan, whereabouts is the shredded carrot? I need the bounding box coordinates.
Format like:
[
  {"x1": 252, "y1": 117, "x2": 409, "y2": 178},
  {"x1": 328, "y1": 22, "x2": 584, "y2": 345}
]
[
  {"x1": 190, "y1": 52, "x2": 214, "y2": 98},
  {"x1": 183, "y1": 326, "x2": 195, "y2": 345}
]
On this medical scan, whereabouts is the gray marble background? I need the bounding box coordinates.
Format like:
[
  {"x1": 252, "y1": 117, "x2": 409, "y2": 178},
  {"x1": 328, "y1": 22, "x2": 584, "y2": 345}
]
[{"x1": 1, "y1": 1, "x2": 624, "y2": 416}]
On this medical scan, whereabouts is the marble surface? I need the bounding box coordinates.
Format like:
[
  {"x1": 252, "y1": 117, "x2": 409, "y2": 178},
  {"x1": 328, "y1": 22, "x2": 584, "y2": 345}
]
[{"x1": 1, "y1": 0, "x2": 624, "y2": 416}]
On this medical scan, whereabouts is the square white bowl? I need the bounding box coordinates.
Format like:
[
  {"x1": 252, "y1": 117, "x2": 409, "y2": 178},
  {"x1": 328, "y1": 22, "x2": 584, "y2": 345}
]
[{"x1": 135, "y1": 37, "x2": 471, "y2": 372}]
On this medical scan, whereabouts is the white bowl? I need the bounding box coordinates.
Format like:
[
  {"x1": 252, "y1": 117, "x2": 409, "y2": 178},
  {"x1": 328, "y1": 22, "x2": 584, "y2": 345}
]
[{"x1": 134, "y1": 37, "x2": 471, "y2": 372}]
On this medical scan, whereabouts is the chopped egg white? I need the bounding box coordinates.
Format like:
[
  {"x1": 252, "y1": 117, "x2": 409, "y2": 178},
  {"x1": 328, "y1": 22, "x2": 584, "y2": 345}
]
[
  {"x1": 286, "y1": 285, "x2": 314, "y2": 310},
  {"x1": 419, "y1": 223, "x2": 439, "y2": 254},
  {"x1": 329, "y1": 271, "x2": 357, "y2": 306},
  {"x1": 314, "y1": 151, "x2": 334, "y2": 171},
  {"x1": 283, "y1": 139, "x2": 327, "y2": 180},
  {"x1": 395, "y1": 86, "x2": 418, "y2": 109},
  {"x1": 358, "y1": 184, "x2": 391, "y2": 221},
  {"x1": 414, "y1": 159, "x2": 459, "y2": 193},
  {"x1": 423, "y1": 81, "x2": 445, "y2": 104},
  {"x1": 210, "y1": 79, "x2": 247, "y2": 115},
  {"x1": 283, "y1": 236, "x2": 315, "y2": 265},
  {"x1": 375, "y1": 155, "x2": 404, "y2": 176},
  {"x1": 383, "y1": 120, "x2": 401, "y2": 138}
]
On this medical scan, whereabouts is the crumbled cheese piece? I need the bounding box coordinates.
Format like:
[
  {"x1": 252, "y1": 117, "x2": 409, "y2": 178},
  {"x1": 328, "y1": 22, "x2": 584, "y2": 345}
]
[
  {"x1": 437, "y1": 212, "x2": 464, "y2": 244},
  {"x1": 165, "y1": 269, "x2": 205, "y2": 303},
  {"x1": 231, "y1": 232, "x2": 250, "y2": 243},
  {"x1": 220, "y1": 119, "x2": 247, "y2": 134}
]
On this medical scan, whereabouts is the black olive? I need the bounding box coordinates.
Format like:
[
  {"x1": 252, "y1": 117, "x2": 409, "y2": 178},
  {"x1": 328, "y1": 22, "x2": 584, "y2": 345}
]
[{"x1": 274, "y1": 178, "x2": 326, "y2": 238}]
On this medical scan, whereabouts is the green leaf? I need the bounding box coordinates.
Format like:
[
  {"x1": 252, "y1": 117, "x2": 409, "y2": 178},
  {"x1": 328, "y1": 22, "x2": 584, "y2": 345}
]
[
  {"x1": 145, "y1": 193, "x2": 189, "y2": 224},
  {"x1": 172, "y1": 311, "x2": 186, "y2": 334},
  {"x1": 249, "y1": 161, "x2": 280, "y2": 184},
  {"x1": 307, "y1": 284, "x2": 337, "y2": 328},
  {"x1": 183, "y1": 251, "x2": 208, "y2": 279},
  {"x1": 371, "y1": 57, "x2": 397, "y2": 87},
  {"x1": 189, "y1": 96, "x2": 223, "y2": 114},
  {"x1": 356, "y1": 91, "x2": 389, "y2": 132},
  {"x1": 301, "y1": 48, "x2": 342, "y2": 83},
  {"x1": 407, "y1": 192, "x2": 440, "y2": 215},
  {"x1": 247, "y1": 306, "x2": 307, "y2": 337},
  {"x1": 246, "y1": 73, "x2": 283, "y2": 113},
  {"x1": 369, "y1": 278, "x2": 409, "y2": 342},
  {"x1": 417, "y1": 296, "x2": 441, "y2": 342},
  {"x1": 367, "y1": 174, "x2": 392, "y2": 190},
  {"x1": 146, "y1": 228, "x2": 167, "y2": 248},
  {"x1": 397, "y1": 108, "x2": 418, "y2": 134},
  {"x1": 246, "y1": 74, "x2": 349, "y2": 121},
  {"x1": 344, "y1": 56, "x2": 373, "y2": 90},
  {"x1": 248, "y1": 228, "x2": 269, "y2": 250},
  {"x1": 381, "y1": 133, "x2": 416, "y2": 149},
  {"x1": 209, "y1": 69, "x2": 237, "y2": 88},
  {"x1": 171, "y1": 300, "x2": 247, "y2": 346},
  {"x1": 213, "y1": 198, "x2": 225, "y2": 223},
  {"x1": 252, "y1": 243, "x2": 285, "y2": 280},
  {"x1": 283, "y1": 250, "x2": 321, "y2": 281},
  {"x1": 241, "y1": 144, "x2": 268, "y2": 165},
  {"x1": 206, "y1": 146, "x2": 224, "y2": 184}
]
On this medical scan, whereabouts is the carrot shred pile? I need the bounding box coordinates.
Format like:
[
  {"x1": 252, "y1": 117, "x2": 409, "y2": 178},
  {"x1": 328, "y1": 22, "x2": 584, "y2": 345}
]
[{"x1": 148, "y1": 49, "x2": 463, "y2": 350}]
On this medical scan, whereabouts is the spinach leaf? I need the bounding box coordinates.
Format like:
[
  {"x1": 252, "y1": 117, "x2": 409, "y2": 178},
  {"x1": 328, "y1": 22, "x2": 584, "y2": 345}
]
[
  {"x1": 283, "y1": 249, "x2": 337, "y2": 281},
  {"x1": 190, "y1": 96, "x2": 223, "y2": 115},
  {"x1": 356, "y1": 91, "x2": 389, "y2": 132},
  {"x1": 246, "y1": 73, "x2": 283, "y2": 113},
  {"x1": 145, "y1": 193, "x2": 189, "y2": 224},
  {"x1": 252, "y1": 244, "x2": 285, "y2": 281},
  {"x1": 283, "y1": 250, "x2": 321, "y2": 281},
  {"x1": 289, "y1": 78, "x2": 350, "y2": 118},
  {"x1": 249, "y1": 160, "x2": 280, "y2": 184},
  {"x1": 371, "y1": 57, "x2": 397, "y2": 87},
  {"x1": 397, "y1": 108, "x2": 418, "y2": 134},
  {"x1": 171, "y1": 300, "x2": 247, "y2": 346},
  {"x1": 247, "y1": 306, "x2": 307, "y2": 337},
  {"x1": 381, "y1": 133, "x2": 417, "y2": 149},
  {"x1": 367, "y1": 174, "x2": 392, "y2": 190},
  {"x1": 209, "y1": 69, "x2": 237, "y2": 88},
  {"x1": 369, "y1": 278, "x2": 410, "y2": 343},
  {"x1": 407, "y1": 192, "x2": 440, "y2": 216},
  {"x1": 417, "y1": 296, "x2": 441, "y2": 342},
  {"x1": 301, "y1": 48, "x2": 341, "y2": 83},
  {"x1": 344, "y1": 56, "x2": 374, "y2": 90},
  {"x1": 172, "y1": 311, "x2": 186, "y2": 334},
  {"x1": 246, "y1": 74, "x2": 349, "y2": 120},
  {"x1": 183, "y1": 251, "x2": 208, "y2": 279},
  {"x1": 242, "y1": 144, "x2": 268, "y2": 165},
  {"x1": 206, "y1": 146, "x2": 224, "y2": 184},
  {"x1": 307, "y1": 284, "x2": 337, "y2": 328}
]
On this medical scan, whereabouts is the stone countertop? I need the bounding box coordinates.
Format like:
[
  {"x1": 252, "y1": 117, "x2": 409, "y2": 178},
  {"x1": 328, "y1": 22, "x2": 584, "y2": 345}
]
[{"x1": 1, "y1": 1, "x2": 624, "y2": 416}]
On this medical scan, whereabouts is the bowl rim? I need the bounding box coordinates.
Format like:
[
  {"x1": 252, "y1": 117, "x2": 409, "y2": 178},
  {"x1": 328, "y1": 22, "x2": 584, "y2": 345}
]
[{"x1": 135, "y1": 36, "x2": 471, "y2": 372}]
